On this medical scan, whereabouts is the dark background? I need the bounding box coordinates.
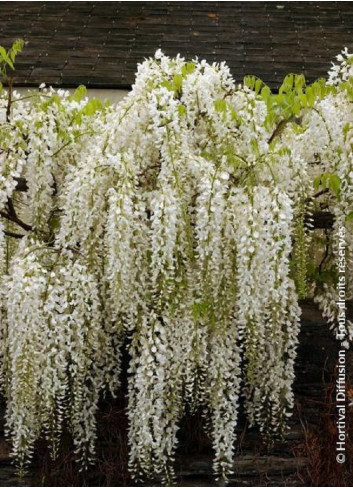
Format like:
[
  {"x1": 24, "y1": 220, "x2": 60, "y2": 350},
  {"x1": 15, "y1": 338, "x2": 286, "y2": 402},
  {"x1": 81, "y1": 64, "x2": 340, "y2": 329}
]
[{"x1": 1, "y1": 1, "x2": 353, "y2": 89}]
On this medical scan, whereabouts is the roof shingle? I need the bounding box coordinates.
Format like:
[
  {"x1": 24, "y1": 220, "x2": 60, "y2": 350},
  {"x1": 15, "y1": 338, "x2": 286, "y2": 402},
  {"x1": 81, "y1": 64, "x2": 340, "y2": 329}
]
[{"x1": 1, "y1": 1, "x2": 353, "y2": 89}]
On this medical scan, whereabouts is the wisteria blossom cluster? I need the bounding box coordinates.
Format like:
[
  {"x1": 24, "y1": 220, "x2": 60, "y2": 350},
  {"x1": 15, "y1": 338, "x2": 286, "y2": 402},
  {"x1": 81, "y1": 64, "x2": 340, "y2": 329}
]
[{"x1": 0, "y1": 45, "x2": 352, "y2": 482}]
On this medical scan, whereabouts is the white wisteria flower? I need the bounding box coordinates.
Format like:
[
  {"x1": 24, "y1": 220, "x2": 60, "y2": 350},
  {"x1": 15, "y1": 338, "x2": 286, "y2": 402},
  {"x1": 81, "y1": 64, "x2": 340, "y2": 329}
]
[{"x1": 0, "y1": 47, "x2": 352, "y2": 483}]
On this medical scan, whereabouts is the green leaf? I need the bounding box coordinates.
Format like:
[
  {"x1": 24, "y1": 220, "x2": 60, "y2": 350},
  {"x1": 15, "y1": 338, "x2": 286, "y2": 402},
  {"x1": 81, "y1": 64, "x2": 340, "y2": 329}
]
[
  {"x1": 0, "y1": 46, "x2": 14, "y2": 70},
  {"x1": 173, "y1": 74, "x2": 183, "y2": 92},
  {"x1": 200, "y1": 150, "x2": 213, "y2": 160},
  {"x1": 279, "y1": 73, "x2": 294, "y2": 94},
  {"x1": 72, "y1": 85, "x2": 87, "y2": 102},
  {"x1": 294, "y1": 74, "x2": 305, "y2": 92},
  {"x1": 10, "y1": 39, "x2": 24, "y2": 60},
  {"x1": 160, "y1": 80, "x2": 174, "y2": 92},
  {"x1": 181, "y1": 62, "x2": 195, "y2": 76},
  {"x1": 298, "y1": 93, "x2": 307, "y2": 107},
  {"x1": 328, "y1": 174, "x2": 341, "y2": 197},
  {"x1": 228, "y1": 104, "x2": 239, "y2": 123},
  {"x1": 313, "y1": 175, "x2": 322, "y2": 190},
  {"x1": 343, "y1": 122, "x2": 351, "y2": 138},
  {"x1": 0, "y1": 46, "x2": 6, "y2": 61},
  {"x1": 14, "y1": 39, "x2": 24, "y2": 50},
  {"x1": 261, "y1": 85, "x2": 271, "y2": 102},
  {"x1": 306, "y1": 86, "x2": 315, "y2": 107},
  {"x1": 178, "y1": 104, "x2": 186, "y2": 117},
  {"x1": 74, "y1": 112, "x2": 83, "y2": 125},
  {"x1": 82, "y1": 98, "x2": 102, "y2": 116},
  {"x1": 314, "y1": 173, "x2": 341, "y2": 198},
  {"x1": 191, "y1": 301, "x2": 210, "y2": 321},
  {"x1": 254, "y1": 78, "x2": 263, "y2": 95},
  {"x1": 250, "y1": 137, "x2": 259, "y2": 155},
  {"x1": 292, "y1": 97, "x2": 301, "y2": 116},
  {"x1": 346, "y1": 211, "x2": 353, "y2": 222},
  {"x1": 244, "y1": 75, "x2": 255, "y2": 91},
  {"x1": 52, "y1": 94, "x2": 62, "y2": 106},
  {"x1": 214, "y1": 98, "x2": 227, "y2": 113}
]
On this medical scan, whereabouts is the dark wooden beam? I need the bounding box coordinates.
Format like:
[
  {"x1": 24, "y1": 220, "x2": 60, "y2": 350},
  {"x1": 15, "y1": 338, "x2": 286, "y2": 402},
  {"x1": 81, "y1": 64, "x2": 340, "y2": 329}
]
[
  {"x1": 310, "y1": 211, "x2": 334, "y2": 230},
  {"x1": 14, "y1": 177, "x2": 28, "y2": 192}
]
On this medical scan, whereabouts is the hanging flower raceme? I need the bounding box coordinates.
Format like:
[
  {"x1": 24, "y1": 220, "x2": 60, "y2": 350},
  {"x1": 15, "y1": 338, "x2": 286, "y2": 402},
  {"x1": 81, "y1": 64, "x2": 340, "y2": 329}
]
[
  {"x1": 0, "y1": 46, "x2": 353, "y2": 484},
  {"x1": 234, "y1": 187, "x2": 301, "y2": 436},
  {"x1": 0, "y1": 240, "x2": 110, "y2": 471}
]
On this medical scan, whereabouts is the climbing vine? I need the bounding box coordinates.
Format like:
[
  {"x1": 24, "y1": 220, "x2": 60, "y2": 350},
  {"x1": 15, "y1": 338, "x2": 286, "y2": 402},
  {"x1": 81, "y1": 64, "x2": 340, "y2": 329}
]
[{"x1": 0, "y1": 41, "x2": 352, "y2": 482}]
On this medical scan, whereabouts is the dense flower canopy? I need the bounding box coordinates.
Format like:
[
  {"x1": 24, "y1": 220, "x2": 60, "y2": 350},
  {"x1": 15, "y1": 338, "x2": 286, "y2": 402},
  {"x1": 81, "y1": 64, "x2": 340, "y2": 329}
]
[{"x1": 0, "y1": 45, "x2": 352, "y2": 482}]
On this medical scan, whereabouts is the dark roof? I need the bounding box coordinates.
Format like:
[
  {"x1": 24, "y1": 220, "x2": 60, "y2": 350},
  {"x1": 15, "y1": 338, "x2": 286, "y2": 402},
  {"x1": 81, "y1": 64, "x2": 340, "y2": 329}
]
[{"x1": 1, "y1": 1, "x2": 353, "y2": 89}]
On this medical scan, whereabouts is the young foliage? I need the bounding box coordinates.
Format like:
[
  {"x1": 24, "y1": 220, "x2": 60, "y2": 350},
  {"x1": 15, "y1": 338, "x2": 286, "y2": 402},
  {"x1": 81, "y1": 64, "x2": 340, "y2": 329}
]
[{"x1": 0, "y1": 45, "x2": 352, "y2": 483}]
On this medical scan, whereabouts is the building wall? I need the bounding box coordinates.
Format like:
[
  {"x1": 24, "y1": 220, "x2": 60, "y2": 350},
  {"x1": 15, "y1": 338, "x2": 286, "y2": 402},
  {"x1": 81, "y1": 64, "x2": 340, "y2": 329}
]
[{"x1": 15, "y1": 87, "x2": 130, "y2": 104}]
